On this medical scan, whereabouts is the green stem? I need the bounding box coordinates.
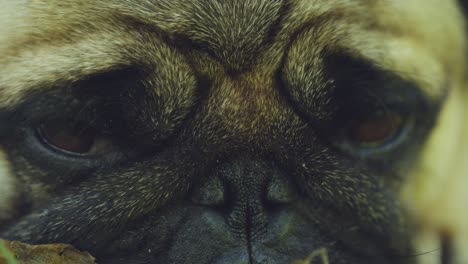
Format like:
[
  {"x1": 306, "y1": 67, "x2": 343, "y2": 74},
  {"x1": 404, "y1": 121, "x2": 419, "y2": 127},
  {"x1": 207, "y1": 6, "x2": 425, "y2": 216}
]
[{"x1": 0, "y1": 241, "x2": 18, "y2": 264}]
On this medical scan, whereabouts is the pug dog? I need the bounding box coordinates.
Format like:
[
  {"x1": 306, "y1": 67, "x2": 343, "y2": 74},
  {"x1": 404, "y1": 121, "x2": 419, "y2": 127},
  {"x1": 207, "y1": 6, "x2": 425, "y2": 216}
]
[{"x1": 0, "y1": 1, "x2": 467, "y2": 263}]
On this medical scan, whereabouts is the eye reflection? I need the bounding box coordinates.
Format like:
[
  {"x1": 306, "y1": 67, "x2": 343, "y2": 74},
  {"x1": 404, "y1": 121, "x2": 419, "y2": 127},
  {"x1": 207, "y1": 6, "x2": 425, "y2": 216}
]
[
  {"x1": 37, "y1": 121, "x2": 98, "y2": 154},
  {"x1": 346, "y1": 111, "x2": 404, "y2": 148}
]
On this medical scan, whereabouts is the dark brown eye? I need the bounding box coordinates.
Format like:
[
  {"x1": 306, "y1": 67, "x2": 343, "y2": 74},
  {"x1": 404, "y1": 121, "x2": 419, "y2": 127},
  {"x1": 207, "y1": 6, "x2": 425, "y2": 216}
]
[
  {"x1": 37, "y1": 121, "x2": 98, "y2": 154},
  {"x1": 347, "y1": 111, "x2": 403, "y2": 147}
]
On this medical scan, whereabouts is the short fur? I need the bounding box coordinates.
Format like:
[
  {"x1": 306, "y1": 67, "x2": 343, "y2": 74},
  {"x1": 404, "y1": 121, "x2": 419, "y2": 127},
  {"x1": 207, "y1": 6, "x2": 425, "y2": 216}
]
[{"x1": 0, "y1": 0, "x2": 467, "y2": 263}]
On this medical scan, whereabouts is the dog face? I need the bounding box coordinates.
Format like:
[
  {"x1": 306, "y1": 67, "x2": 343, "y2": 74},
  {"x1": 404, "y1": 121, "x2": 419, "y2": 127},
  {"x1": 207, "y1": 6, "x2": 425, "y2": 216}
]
[{"x1": 0, "y1": 1, "x2": 467, "y2": 263}]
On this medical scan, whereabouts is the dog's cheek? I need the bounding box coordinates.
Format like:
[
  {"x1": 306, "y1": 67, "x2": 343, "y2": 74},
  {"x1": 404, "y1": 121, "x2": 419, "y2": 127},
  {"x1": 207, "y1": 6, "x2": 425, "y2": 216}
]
[
  {"x1": 401, "y1": 86, "x2": 468, "y2": 263},
  {"x1": 0, "y1": 148, "x2": 18, "y2": 222}
]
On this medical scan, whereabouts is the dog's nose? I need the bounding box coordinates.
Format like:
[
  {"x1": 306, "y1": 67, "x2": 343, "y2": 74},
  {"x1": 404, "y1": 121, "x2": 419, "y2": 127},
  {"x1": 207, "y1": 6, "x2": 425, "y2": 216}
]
[{"x1": 190, "y1": 158, "x2": 297, "y2": 239}]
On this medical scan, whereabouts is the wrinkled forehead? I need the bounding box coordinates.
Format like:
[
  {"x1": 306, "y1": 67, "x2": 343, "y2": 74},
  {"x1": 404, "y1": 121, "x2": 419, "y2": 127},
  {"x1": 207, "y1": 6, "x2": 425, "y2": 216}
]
[{"x1": 0, "y1": 0, "x2": 465, "y2": 107}]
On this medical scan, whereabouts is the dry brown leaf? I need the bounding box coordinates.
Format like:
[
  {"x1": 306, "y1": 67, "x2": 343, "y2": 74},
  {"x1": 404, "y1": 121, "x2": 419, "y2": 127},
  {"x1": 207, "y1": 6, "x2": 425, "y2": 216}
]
[{"x1": 0, "y1": 239, "x2": 95, "y2": 264}]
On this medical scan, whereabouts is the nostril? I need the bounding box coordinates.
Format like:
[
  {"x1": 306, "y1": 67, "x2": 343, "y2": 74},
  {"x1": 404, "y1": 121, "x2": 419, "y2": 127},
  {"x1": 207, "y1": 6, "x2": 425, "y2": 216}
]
[
  {"x1": 266, "y1": 173, "x2": 297, "y2": 205},
  {"x1": 191, "y1": 162, "x2": 297, "y2": 208},
  {"x1": 190, "y1": 176, "x2": 226, "y2": 207}
]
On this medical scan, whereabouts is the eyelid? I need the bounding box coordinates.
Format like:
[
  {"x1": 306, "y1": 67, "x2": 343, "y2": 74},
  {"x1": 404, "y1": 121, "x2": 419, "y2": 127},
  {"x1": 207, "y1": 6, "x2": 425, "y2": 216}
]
[
  {"x1": 1, "y1": 66, "x2": 142, "y2": 126},
  {"x1": 323, "y1": 52, "x2": 433, "y2": 111}
]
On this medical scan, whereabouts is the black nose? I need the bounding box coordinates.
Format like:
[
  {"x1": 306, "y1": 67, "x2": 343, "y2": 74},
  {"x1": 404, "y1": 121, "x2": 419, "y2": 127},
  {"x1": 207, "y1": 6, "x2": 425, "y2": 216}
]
[{"x1": 190, "y1": 158, "x2": 297, "y2": 239}]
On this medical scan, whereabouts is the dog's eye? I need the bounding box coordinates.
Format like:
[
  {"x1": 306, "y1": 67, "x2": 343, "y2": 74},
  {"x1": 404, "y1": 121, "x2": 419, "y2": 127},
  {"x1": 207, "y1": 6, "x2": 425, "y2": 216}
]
[
  {"x1": 36, "y1": 120, "x2": 109, "y2": 155},
  {"x1": 334, "y1": 110, "x2": 413, "y2": 157},
  {"x1": 347, "y1": 111, "x2": 403, "y2": 147}
]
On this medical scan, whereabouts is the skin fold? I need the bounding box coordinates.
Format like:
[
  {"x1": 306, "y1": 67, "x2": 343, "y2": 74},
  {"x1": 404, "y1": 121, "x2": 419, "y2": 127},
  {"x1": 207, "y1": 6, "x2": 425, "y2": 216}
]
[{"x1": 0, "y1": 1, "x2": 467, "y2": 263}]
